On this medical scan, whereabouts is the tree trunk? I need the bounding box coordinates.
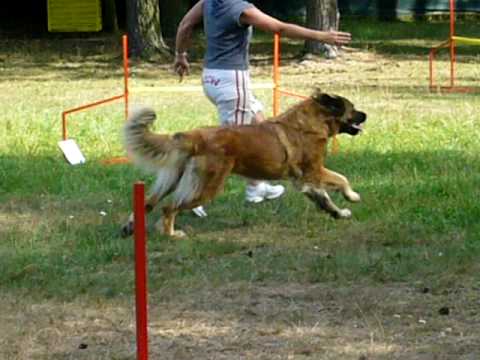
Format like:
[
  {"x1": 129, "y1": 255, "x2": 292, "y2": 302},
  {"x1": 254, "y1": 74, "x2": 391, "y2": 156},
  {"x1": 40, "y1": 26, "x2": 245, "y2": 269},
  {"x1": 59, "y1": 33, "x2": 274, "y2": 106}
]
[
  {"x1": 378, "y1": 0, "x2": 398, "y2": 21},
  {"x1": 159, "y1": 0, "x2": 190, "y2": 39},
  {"x1": 103, "y1": 0, "x2": 119, "y2": 33},
  {"x1": 126, "y1": 0, "x2": 170, "y2": 59},
  {"x1": 305, "y1": 0, "x2": 340, "y2": 59}
]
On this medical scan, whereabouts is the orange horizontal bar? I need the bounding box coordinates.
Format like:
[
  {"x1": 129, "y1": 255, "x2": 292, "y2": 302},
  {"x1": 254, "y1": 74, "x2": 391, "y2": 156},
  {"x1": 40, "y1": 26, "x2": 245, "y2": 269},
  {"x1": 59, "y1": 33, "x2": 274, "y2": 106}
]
[
  {"x1": 432, "y1": 86, "x2": 480, "y2": 94},
  {"x1": 431, "y1": 39, "x2": 452, "y2": 51},
  {"x1": 101, "y1": 156, "x2": 130, "y2": 165},
  {"x1": 63, "y1": 94, "x2": 126, "y2": 116},
  {"x1": 278, "y1": 89, "x2": 309, "y2": 100}
]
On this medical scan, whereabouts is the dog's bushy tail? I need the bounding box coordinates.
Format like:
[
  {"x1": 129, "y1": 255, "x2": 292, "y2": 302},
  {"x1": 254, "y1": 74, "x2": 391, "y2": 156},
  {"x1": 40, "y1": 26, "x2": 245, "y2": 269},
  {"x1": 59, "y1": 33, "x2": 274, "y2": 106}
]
[{"x1": 123, "y1": 106, "x2": 190, "y2": 173}]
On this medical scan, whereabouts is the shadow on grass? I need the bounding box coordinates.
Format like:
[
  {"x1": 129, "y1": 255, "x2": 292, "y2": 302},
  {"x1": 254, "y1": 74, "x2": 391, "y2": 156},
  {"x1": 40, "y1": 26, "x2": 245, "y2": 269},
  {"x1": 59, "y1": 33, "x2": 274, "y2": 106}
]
[
  {"x1": 182, "y1": 148, "x2": 480, "y2": 236},
  {"x1": 1, "y1": 146, "x2": 478, "y2": 231},
  {"x1": 0, "y1": 146, "x2": 479, "y2": 300}
]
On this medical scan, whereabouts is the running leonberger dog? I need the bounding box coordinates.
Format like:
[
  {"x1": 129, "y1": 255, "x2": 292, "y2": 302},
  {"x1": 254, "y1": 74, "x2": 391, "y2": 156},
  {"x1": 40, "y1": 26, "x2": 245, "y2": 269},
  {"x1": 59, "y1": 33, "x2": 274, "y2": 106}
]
[{"x1": 121, "y1": 90, "x2": 366, "y2": 237}]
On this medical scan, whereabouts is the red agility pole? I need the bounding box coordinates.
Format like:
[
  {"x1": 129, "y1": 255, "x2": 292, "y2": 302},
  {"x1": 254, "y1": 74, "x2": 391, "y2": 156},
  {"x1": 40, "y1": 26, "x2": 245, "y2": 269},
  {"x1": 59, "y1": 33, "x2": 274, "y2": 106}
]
[
  {"x1": 134, "y1": 182, "x2": 149, "y2": 360},
  {"x1": 429, "y1": 0, "x2": 480, "y2": 93}
]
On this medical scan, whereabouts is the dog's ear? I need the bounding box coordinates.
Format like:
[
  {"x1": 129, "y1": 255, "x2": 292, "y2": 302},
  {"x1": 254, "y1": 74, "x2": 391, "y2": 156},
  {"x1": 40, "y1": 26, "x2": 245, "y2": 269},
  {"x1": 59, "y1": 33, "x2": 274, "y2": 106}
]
[{"x1": 313, "y1": 93, "x2": 345, "y2": 117}]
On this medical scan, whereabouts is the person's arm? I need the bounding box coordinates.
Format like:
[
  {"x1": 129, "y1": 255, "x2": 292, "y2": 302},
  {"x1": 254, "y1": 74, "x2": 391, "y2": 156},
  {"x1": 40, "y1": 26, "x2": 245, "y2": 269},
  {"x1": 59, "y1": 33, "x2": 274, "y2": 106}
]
[
  {"x1": 174, "y1": 0, "x2": 204, "y2": 79},
  {"x1": 240, "y1": 7, "x2": 351, "y2": 46}
]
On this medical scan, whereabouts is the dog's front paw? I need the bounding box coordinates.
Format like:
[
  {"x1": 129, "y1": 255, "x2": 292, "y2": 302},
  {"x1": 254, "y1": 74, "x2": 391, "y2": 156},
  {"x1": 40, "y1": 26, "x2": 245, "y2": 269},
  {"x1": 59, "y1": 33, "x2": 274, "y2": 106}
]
[
  {"x1": 121, "y1": 222, "x2": 134, "y2": 238},
  {"x1": 344, "y1": 190, "x2": 361, "y2": 203},
  {"x1": 155, "y1": 220, "x2": 187, "y2": 238},
  {"x1": 337, "y1": 208, "x2": 352, "y2": 219}
]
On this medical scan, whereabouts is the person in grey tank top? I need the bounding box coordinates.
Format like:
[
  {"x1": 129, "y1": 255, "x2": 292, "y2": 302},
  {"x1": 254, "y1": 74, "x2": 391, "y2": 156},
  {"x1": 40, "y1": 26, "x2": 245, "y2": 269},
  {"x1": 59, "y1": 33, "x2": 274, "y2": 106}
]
[
  {"x1": 203, "y1": 0, "x2": 253, "y2": 70},
  {"x1": 174, "y1": 0, "x2": 352, "y2": 215},
  {"x1": 175, "y1": 0, "x2": 351, "y2": 87}
]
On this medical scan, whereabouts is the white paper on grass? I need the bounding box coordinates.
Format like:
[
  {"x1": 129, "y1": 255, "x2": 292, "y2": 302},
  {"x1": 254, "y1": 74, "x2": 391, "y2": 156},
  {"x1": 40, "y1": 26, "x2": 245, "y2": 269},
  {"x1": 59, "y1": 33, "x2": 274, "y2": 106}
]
[{"x1": 58, "y1": 139, "x2": 86, "y2": 165}]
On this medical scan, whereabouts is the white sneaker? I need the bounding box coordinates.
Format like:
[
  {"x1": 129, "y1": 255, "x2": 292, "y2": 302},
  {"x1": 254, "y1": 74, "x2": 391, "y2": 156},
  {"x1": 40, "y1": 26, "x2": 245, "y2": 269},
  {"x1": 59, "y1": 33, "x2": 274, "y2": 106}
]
[
  {"x1": 245, "y1": 182, "x2": 285, "y2": 203},
  {"x1": 192, "y1": 206, "x2": 208, "y2": 217}
]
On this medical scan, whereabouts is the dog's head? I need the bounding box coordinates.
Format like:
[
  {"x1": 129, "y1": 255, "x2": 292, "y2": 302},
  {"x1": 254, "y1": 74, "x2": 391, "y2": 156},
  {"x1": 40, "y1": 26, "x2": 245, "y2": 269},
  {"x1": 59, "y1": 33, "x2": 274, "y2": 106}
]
[{"x1": 313, "y1": 91, "x2": 367, "y2": 136}]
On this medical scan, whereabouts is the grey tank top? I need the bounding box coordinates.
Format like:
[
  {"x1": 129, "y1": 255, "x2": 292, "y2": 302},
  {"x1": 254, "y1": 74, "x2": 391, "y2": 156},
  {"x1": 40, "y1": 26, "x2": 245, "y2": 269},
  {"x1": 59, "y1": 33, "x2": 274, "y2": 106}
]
[{"x1": 203, "y1": 0, "x2": 254, "y2": 70}]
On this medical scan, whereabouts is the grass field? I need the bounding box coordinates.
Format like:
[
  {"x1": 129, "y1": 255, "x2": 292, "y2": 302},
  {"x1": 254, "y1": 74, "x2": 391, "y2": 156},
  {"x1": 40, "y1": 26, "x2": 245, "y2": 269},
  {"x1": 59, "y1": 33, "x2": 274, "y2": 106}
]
[{"x1": 1, "y1": 18, "x2": 480, "y2": 359}]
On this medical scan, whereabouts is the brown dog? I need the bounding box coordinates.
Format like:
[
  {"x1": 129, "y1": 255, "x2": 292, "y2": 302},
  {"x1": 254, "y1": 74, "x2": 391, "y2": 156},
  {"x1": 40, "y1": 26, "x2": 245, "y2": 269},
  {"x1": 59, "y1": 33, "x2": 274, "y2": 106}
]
[{"x1": 121, "y1": 90, "x2": 366, "y2": 237}]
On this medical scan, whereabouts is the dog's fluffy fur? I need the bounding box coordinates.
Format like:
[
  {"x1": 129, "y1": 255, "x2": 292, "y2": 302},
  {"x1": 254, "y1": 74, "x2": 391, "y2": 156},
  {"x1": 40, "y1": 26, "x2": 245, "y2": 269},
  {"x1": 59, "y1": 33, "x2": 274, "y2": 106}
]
[{"x1": 121, "y1": 90, "x2": 367, "y2": 237}]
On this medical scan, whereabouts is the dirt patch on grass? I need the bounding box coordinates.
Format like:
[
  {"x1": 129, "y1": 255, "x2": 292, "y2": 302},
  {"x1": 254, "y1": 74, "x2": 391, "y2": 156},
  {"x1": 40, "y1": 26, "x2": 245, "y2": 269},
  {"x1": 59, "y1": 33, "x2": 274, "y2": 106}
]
[{"x1": 2, "y1": 282, "x2": 478, "y2": 360}]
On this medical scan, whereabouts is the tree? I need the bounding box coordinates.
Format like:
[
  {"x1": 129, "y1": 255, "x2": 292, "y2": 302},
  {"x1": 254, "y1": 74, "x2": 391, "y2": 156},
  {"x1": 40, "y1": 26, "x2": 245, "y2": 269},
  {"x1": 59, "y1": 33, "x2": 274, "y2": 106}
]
[
  {"x1": 159, "y1": 0, "x2": 191, "y2": 38},
  {"x1": 103, "y1": 0, "x2": 119, "y2": 33},
  {"x1": 305, "y1": 0, "x2": 340, "y2": 59},
  {"x1": 414, "y1": 0, "x2": 427, "y2": 21},
  {"x1": 378, "y1": 0, "x2": 398, "y2": 21},
  {"x1": 126, "y1": 0, "x2": 170, "y2": 58}
]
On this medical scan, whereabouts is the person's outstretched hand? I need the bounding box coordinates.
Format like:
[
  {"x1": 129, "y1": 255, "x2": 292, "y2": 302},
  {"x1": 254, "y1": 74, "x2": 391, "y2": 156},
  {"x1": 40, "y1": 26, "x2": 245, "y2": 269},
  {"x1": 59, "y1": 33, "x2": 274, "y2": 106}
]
[
  {"x1": 174, "y1": 53, "x2": 189, "y2": 82},
  {"x1": 320, "y1": 31, "x2": 352, "y2": 46}
]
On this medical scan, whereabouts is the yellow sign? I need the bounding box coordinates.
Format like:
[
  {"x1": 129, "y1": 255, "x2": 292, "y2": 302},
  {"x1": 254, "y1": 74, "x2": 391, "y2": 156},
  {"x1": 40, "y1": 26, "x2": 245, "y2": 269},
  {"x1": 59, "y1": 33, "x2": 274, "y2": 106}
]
[{"x1": 48, "y1": 0, "x2": 102, "y2": 32}]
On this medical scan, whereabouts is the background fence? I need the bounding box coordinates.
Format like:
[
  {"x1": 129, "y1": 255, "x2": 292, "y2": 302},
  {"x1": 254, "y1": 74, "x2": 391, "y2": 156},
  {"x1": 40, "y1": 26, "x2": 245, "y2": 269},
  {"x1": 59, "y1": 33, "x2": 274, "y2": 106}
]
[{"x1": 338, "y1": 0, "x2": 480, "y2": 17}]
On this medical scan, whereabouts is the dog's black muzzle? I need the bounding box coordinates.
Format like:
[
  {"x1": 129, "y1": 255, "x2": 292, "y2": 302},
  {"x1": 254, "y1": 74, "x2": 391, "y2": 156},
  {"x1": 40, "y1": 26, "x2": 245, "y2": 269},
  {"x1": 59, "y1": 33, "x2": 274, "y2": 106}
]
[{"x1": 340, "y1": 111, "x2": 367, "y2": 136}]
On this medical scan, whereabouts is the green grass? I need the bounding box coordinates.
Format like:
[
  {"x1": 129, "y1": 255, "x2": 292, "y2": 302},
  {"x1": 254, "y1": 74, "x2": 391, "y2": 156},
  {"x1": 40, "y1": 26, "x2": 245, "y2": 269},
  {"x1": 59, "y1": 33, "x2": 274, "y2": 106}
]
[{"x1": 1, "y1": 18, "x2": 480, "y2": 303}]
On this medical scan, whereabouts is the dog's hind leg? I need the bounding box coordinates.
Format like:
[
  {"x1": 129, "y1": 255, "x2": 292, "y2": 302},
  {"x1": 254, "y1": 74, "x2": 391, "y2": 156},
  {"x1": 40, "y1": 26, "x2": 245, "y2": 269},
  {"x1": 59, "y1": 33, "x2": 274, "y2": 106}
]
[
  {"x1": 319, "y1": 168, "x2": 360, "y2": 203},
  {"x1": 157, "y1": 205, "x2": 184, "y2": 237},
  {"x1": 121, "y1": 167, "x2": 181, "y2": 238},
  {"x1": 301, "y1": 184, "x2": 352, "y2": 219},
  {"x1": 121, "y1": 192, "x2": 161, "y2": 238},
  {"x1": 156, "y1": 156, "x2": 234, "y2": 237}
]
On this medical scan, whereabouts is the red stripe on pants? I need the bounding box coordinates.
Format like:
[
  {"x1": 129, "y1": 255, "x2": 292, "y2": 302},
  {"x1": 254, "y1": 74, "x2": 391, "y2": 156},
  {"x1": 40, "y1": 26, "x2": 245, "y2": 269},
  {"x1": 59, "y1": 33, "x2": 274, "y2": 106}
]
[
  {"x1": 235, "y1": 71, "x2": 241, "y2": 125},
  {"x1": 241, "y1": 72, "x2": 247, "y2": 125}
]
